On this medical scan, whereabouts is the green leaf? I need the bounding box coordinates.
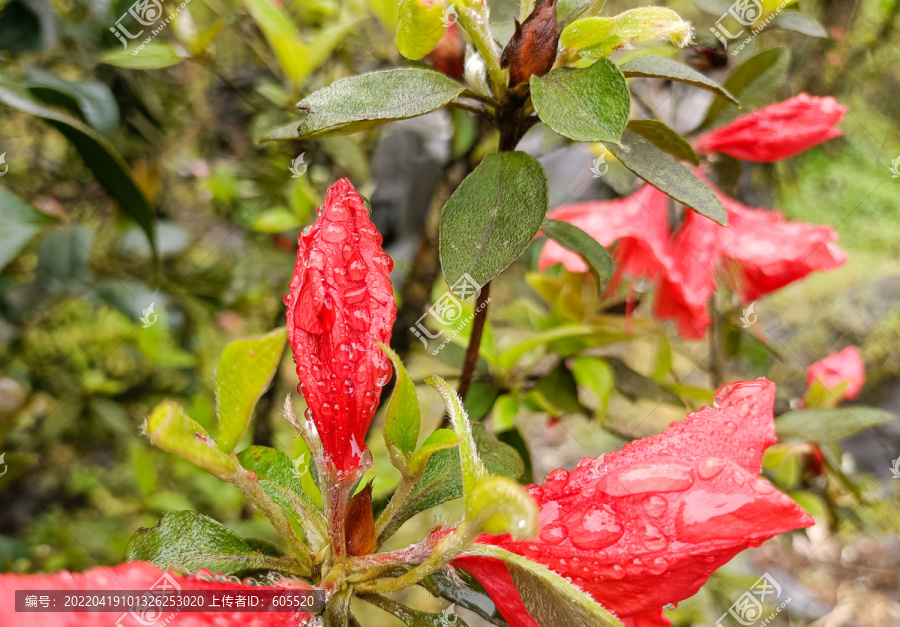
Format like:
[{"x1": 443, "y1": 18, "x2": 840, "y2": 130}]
[
  {"x1": 626, "y1": 119, "x2": 700, "y2": 165},
  {"x1": 397, "y1": 0, "x2": 447, "y2": 60},
  {"x1": 541, "y1": 218, "x2": 615, "y2": 290},
  {"x1": 604, "y1": 357, "x2": 684, "y2": 407},
  {"x1": 296, "y1": 69, "x2": 465, "y2": 139},
  {"x1": 0, "y1": 83, "x2": 156, "y2": 250},
  {"x1": 378, "y1": 424, "x2": 524, "y2": 541},
  {"x1": 250, "y1": 207, "x2": 304, "y2": 233},
  {"x1": 770, "y1": 11, "x2": 827, "y2": 37},
  {"x1": 461, "y1": 544, "x2": 623, "y2": 627},
  {"x1": 407, "y1": 428, "x2": 459, "y2": 477},
  {"x1": 530, "y1": 60, "x2": 630, "y2": 143},
  {"x1": 126, "y1": 511, "x2": 300, "y2": 575},
  {"x1": 619, "y1": 55, "x2": 738, "y2": 105},
  {"x1": 24, "y1": 69, "x2": 120, "y2": 135},
  {"x1": 421, "y1": 571, "x2": 508, "y2": 626},
  {"x1": 216, "y1": 327, "x2": 287, "y2": 452},
  {"x1": 380, "y1": 342, "x2": 421, "y2": 463},
  {"x1": 144, "y1": 401, "x2": 238, "y2": 478},
  {"x1": 440, "y1": 151, "x2": 549, "y2": 287},
  {"x1": 100, "y1": 42, "x2": 186, "y2": 69},
  {"x1": 0, "y1": 189, "x2": 58, "y2": 271},
  {"x1": 236, "y1": 446, "x2": 326, "y2": 543},
  {"x1": 533, "y1": 363, "x2": 583, "y2": 416},
  {"x1": 492, "y1": 394, "x2": 519, "y2": 432},
  {"x1": 700, "y1": 47, "x2": 790, "y2": 129},
  {"x1": 775, "y1": 407, "x2": 894, "y2": 442},
  {"x1": 359, "y1": 593, "x2": 470, "y2": 627},
  {"x1": 190, "y1": 17, "x2": 226, "y2": 55},
  {"x1": 603, "y1": 129, "x2": 727, "y2": 225},
  {"x1": 572, "y1": 356, "x2": 614, "y2": 421}
]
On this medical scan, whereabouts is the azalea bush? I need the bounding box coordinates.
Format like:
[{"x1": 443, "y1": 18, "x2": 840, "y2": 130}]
[{"x1": 2, "y1": 0, "x2": 900, "y2": 625}]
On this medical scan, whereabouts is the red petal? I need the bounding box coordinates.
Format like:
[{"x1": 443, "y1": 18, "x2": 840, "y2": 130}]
[
  {"x1": 623, "y1": 609, "x2": 672, "y2": 627},
  {"x1": 806, "y1": 346, "x2": 865, "y2": 401},
  {"x1": 459, "y1": 379, "x2": 813, "y2": 619},
  {"x1": 285, "y1": 178, "x2": 396, "y2": 472},
  {"x1": 0, "y1": 562, "x2": 314, "y2": 626},
  {"x1": 539, "y1": 185, "x2": 670, "y2": 280},
  {"x1": 451, "y1": 557, "x2": 539, "y2": 627},
  {"x1": 697, "y1": 94, "x2": 847, "y2": 162},
  {"x1": 719, "y1": 194, "x2": 847, "y2": 301}
]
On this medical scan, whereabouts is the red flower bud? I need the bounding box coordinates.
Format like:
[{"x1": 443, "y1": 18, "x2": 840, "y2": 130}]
[
  {"x1": 806, "y1": 346, "x2": 865, "y2": 402},
  {"x1": 501, "y1": 0, "x2": 560, "y2": 86},
  {"x1": 285, "y1": 178, "x2": 396, "y2": 473},
  {"x1": 697, "y1": 94, "x2": 847, "y2": 162}
]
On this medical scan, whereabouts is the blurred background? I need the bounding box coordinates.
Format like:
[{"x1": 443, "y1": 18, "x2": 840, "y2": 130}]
[{"x1": 1, "y1": 0, "x2": 899, "y2": 624}]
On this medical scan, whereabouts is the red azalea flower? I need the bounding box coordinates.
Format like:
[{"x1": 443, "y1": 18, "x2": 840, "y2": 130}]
[
  {"x1": 284, "y1": 178, "x2": 396, "y2": 472},
  {"x1": 427, "y1": 22, "x2": 466, "y2": 80},
  {"x1": 539, "y1": 184, "x2": 671, "y2": 281},
  {"x1": 0, "y1": 562, "x2": 315, "y2": 626},
  {"x1": 454, "y1": 379, "x2": 813, "y2": 625},
  {"x1": 718, "y1": 193, "x2": 848, "y2": 302},
  {"x1": 697, "y1": 94, "x2": 847, "y2": 163},
  {"x1": 806, "y1": 346, "x2": 865, "y2": 402}
]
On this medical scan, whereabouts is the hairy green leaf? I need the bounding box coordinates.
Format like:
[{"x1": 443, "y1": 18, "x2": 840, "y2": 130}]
[
  {"x1": 440, "y1": 151, "x2": 549, "y2": 286},
  {"x1": 531, "y1": 60, "x2": 630, "y2": 142},
  {"x1": 626, "y1": 119, "x2": 700, "y2": 165},
  {"x1": 619, "y1": 55, "x2": 737, "y2": 105},
  {"x1": 603, "y1": 129, "x2": 727, "y2": 225}
]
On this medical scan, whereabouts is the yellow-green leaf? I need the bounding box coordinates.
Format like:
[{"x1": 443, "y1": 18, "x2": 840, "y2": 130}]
[
  {"x1": 144, "y1": 401, "x2": 237, "y2": 479},
  {"x1": 397, "y1": 0, "x2": 447, "y2": 60}
]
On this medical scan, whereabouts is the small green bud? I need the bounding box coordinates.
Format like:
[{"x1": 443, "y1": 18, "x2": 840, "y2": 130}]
[
  {"x1": 144, "y1": 401, "x2": 237, "y2": 479},
  {"x1": 466, "y1": 476, "x2": 539, "y2": 539}
]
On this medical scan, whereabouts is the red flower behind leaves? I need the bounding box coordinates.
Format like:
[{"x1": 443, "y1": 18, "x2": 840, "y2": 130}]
[
  {"x1": 285, "y1": 178, "x2": 396, "y2": 472},
  {"x1": 455, "y1": 379, "x2": 814, "y2": 625},
  {"x1": 0, "y1": 562, "x2": 315, "y2": 626},
  {"x1": 697, "y1": 94, "x2": 847, "y2": 163},
  {"x1": 806, "y1": 346, "x2": 865, "y2": 402}
]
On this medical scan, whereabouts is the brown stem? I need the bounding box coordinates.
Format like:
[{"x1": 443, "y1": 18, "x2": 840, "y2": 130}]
[
  {"x1": 457, "y1": 282, "x2": 491, "y2": 401},
  {"x1": 708, "y1": 295, "x2": 722, "y2": 389}
]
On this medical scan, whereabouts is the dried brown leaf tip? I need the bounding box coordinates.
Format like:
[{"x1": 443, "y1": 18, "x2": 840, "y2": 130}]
[
  {"x1": 500, "y1": 0, "x2": 560, "y2": 86},
  {"x1": 345, "y1": 481, "x2": 377, "y2": 557}
]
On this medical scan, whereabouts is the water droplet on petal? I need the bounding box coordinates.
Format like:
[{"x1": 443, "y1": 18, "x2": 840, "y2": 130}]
[
  {"x1": 564, "y1": 502, "x2": 623, "y2": 550},
  {"x1": 752, "y1": 478, "x2": 775, "y2": 494},
  {"x1": 697, "y1": 456, "x2": 726, "y2": 480},
  {"x1": 641, "y1": 495, "x2": 667, "y2": 517},
  {"x1": 539, "y1": 523, "x2": 567, "y2": 545},
  {"x1": 597, "y1": 461, "x2": 694, "y2": 496}
]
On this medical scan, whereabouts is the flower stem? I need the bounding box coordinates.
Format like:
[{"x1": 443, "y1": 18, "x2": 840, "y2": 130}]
[{"x1": 457, "y1": 282, "x2": 492, "y2": 402}]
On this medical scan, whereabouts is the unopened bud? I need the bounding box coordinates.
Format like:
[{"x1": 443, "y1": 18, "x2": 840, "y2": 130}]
[
  {"x1": 500, "y1": 0, "x2": 560, "y2": 86},
  {"x1": 467, "y1": 476, "x2": 539, "y2": 539}
]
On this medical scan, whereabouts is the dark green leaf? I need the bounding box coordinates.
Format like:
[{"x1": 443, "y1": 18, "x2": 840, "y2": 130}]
[
  {"x1": 126, "y1": 511, "x2": 299, "y2": 575},
  {"x1": 216, "y1": 327, "x2": 287, "y2": 452},
  {"x1": 535, "y1": 363, "x2": 583, "y2": 415},
  {"x1": 236, "y1": 446, "x2": 321, "y2": 524},
  {"x1": 0, "y1": 188, "x2": 58, "y2": 271},
  {"x1": 0, "y1": 83, "x2": 156, "y2": 250},
  {"x1": 295, "y1": 69, "x2": 465, "y2": 139},
  {"x1": 377, "y1": 424, "x2": 524, "y2": 541},
  {"x1": 604, "y1": 356, "x2": 684, "y2": 407},
  {"x1": 619, "y1": 55, "x2": 737, "y2": 105},
  {"x1": 25, "y1": 69, "x2": 120, "y2": 135},
  {"x1": 530, "y1": 60, "x2": 630, "y2": 143},
  {"x1": 463, "y1": 381, "x2": 500, "y2": 421},
  {"x1": 700, "y1": 47, "x2": 790, "y2": 129},
  {"x1": 541, "y1": 218, "x2": 615, "y2": 290},
  {"x1": 603, "y1": 129, "x2": 727, "y2": 225},
  {"x1": 36, "y1": 226, "x2": 93, "y2": 288},
  {"x1": 626, "y1": 119, "x2": 700, "y2": 165},
  {"x1": 497, "y1": 428, "x2": 533, "y2": 485},
  {"x1": 770, "y1": 11, "x2": 827, "y2": 37},
  {"x1": 421, "y1": 571, "x2": 509, "y2": 626},
  {"x1": 776, "y1": 407, "x2": 894, "y2": 442},
  {"x1": 440, "y1": 151, "x2": 549, "y2": 287}
]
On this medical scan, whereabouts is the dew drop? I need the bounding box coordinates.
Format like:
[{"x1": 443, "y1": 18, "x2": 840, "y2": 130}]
[
  {"x1": 608, "y1": 564, "x2": 625, "y2": 580},
  {"x1": 597, "y1": 461, "x2": 694, "y2": 496},
  {"x1": 697, "y1": 456, "x2": 726, "y2": 480},
  {"x1": 563, "y1": 502, "x2": 623, "y2": 550},
  {"x1": 752, "y1": 477, "x2": 775, "y2": 494},
  {"x1": 641, "y1": 495, "x2": 667, "y2": 517},
  {"x1": 648, "y1": 557, "x2": 668, "y2": 575}
]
